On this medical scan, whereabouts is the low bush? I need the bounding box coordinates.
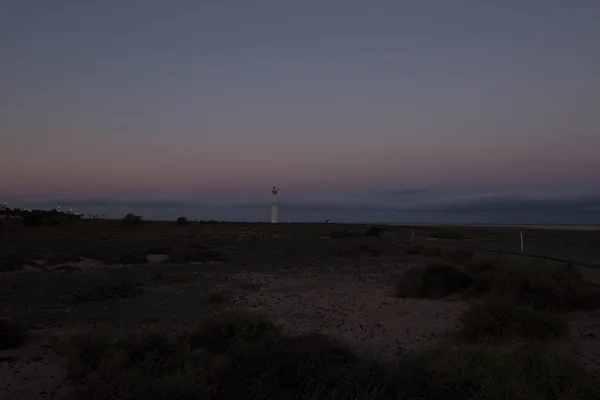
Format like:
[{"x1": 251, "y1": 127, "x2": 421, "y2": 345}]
[
  {"x1": 0, "y1": 319, "x2": 29, "y2": 349},
  {"x1": 427, "y1": 229, "x2": 469, "y2": 240},
  {"x1": 176, "y1": 216, "x2": 188, "y2": 226},
  {"x1": 72, "y1": 280, "x2": 143, "y2": 302},
  {"x1": 169, "y1": 245, "x2": 227, "y2": 263},
  {"x1": 121, "y1": 213, "x2": 142, "y2": 226},
  {"x1": 66, "y1": 310, "x2": 600, "y2": 400},
  {"x1": 206, "y1": 292, "x2": 227, "y2": 304},
  {"x1": 458, "y1": 297, "x2": 569, "y2": 343},
  {"x1": 405, "y1": 244, "x2": 442, "y2": 258},
  {"x1": 365, "y1": 225, "x2": 385, "y2": 237},
  {"x1": 329, "y1": 229, "x2": 356, "y2": 238},
  {"x1": 440, "y1": 247, "x2": 475, "y2": 264},
  {"x1": 465, "y1": 260, "x2": 600, "y2": 310},
  {"x1": 396, "y1": 263, "x2": 472, "y2": 298},
  {"x1": 186, "y1": 310, "x2": 280, "y2": 353},
  {"x1": 407, "y1": 344, "x2": 600, "y2": 400}
]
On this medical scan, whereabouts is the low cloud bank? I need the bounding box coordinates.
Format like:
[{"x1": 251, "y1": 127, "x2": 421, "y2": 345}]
[{"x1": 12, "y1": 187, "x2": 600, "y2": 224}]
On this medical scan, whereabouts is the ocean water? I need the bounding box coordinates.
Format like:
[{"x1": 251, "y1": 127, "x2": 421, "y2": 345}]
[{"x1": 22, "y1": 203, "x2": 597, "y2": 226}]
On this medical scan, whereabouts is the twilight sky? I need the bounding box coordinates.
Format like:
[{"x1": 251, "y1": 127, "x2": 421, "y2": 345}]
[{"x1": 1, "y1": 1, "x2": 600, "y2": 221}]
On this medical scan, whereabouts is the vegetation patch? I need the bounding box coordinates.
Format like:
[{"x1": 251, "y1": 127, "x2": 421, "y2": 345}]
[
  {"x1": 365, "y1": 225, "x2": 385, "y2": 237},
  {"x1": 72, "y1": 280, "x2": 143, "y2": 302},
  {"x1": 0, "y1": 318, "x2": 29, "y2": 350},
  {"x1": 66, "y1": 315, "x2": 600, "y2": 400},
  {"x1": 169, "y1": 245, "x2": 227, "y2": 263},
  {"x1": 464, "y1": 260, "x2": 600, "y2": 310},
  {"x1": 396, "y1": 263, "x2": 472, "y2": 298},
  {"x1": 427, "y1": 229, "x2": 470, "y2": 240},
  {"x1": 329, "y1": 229, "x2": 356, "y2": 238},
  {"x1": 121, "y1": 213, "x2": 142, "y2": 226},
  {"x1": 405, "y1": 344, "x2": 600, "y2": 400},
  {"x1": 206, "y1": 292, "x2": 227, "y2": 304},
  {"x1": 186, "y1": 310, "x2": 280, "y2": 353},
  {"x1": 43, "y1": 252, "x2": 83, "y2": 266},
  {"x1": 440, "y1": 247, "x2": 475, "y2": 264},
  {"x1": 405, "y1": 244, "x2": 442, "y2": 258},
  {"x1": 458, "y1": 297, "x2": 569, "y2": 343},
  {"x1": 0, "y1": 251, "x2": 36, "y2": 271}
]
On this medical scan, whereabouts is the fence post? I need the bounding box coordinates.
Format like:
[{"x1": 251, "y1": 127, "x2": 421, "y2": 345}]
[{"x1": 520, "y1": 232, "x2": 524, "y2": 252}]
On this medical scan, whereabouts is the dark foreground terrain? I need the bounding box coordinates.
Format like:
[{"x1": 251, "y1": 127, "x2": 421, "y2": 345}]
[{"x1": 2, "y1": 220, "x2": 600, "y2": 399}]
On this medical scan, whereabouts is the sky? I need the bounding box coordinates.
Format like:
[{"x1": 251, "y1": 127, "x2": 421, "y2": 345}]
[{"x1": 2, "y1": 1, "x2": 600, "y2": 223}]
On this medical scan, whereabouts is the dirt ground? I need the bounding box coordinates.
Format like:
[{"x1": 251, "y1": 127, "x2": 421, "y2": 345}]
[{"x1": 1, "y1": 221, "x2": 600, "y2": 399}]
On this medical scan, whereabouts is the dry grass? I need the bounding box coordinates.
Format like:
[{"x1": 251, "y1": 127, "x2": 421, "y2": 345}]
[{"x1": 65, "y1": 310, "x2": 600, "y2": 400}]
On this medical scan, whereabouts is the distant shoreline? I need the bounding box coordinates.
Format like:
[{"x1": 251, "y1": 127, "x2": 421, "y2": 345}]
[{"x1": 390, "y1": 223, "x2": 600, "y2": 231}]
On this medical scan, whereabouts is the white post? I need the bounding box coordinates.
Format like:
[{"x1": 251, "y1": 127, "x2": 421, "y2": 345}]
[
  {"x1": 411, "y1": 229, "x2": 415, "y2": 239},
  {"x1": 271, "y1": 186, "x2": 278, "y2": 223},
  {"x1": 520, "y1": 232, "x2": 524, "y2": 252}
]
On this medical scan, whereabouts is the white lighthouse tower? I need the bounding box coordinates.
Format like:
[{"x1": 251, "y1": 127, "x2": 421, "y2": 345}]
[{"x1": 271, "y1": 186, "x2": 279, "y2": 223}]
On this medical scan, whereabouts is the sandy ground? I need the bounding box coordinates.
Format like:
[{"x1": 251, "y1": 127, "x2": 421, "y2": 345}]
[
  {"x1": 2, "y1": 223, "x2": 600, "y2": 399},
  {"x1": 0, "y1": 257, "x2": 467, "y2": 399}
]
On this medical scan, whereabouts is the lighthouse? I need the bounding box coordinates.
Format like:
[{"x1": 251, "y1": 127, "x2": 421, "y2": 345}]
[{"x1": 271, "y1": 186, "x2": 279, "y2": 223}]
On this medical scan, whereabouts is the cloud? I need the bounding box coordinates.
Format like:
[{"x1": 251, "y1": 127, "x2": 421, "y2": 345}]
[
  {"x1": 377, "y1": 188, "x2": 428, "y2": 197},
  {"x1": 25, "y1": 197, "x2": 192, "y2": 208}
]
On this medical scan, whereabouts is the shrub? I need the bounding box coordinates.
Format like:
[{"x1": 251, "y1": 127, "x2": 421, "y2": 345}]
[
  {"x1": 396, "y1": 263, "x2": 472, "y2": 298},
  {"x1": 365, "y1": 225, "x2": 385, "y2": 237},
  {"x1": 405, "y1": 244, "x2": 442, "y2": 258},
  {"x1": 176, "y1": 216, "x2": 188, "y2": 226},
  {"x1": 67, "y1": 330, "x2": 113, "y2": 379},
  {"x1": 121, "y1": 213, "x2": 142, "y2": 226},
  {"x1": 72, "y1": 280, "x2": 143, "y2": 302},
  {"x1": 0, "y1": 319, "x2": 29, "y2": 349},
  {"x1": 427, "y1": 229, "x2": 469, "y2": 240},
  {"x1": 21, "y1": 211, "x2": 46, "y2": 226},
  {"x1": 406, "y1": 344, "x2": 600, "y2": 400},
  {"x1": 207, "y1": 292, "x2": 227, "y2": 304},
  {"x1": 116, "y1": 251, "x2": 148, "y2": 265},
  {"x1": 67, "y1": 330, "x2": 208, "y2": 400},
  {"x1": 187, "y1": 310, "x2": 280, "y2": 353},
  {"x1": 216, "y1": 333, "x2": 400, "y2": 399},
  {"x1": 459, "y1": 297, "x2": 569, "y2": 343},
  {"x1": 329, "y1": 229, "x2": 356, "y2": 238},
  {"x1": 465, "y1": 260, "x2": 600, "y2": 310},
  {"x1": 440, "y1": 248, "x2": 475, "y2": 264},
  {"x1": 169, "y1": 246, "x2": 227, "y2": 263}
]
